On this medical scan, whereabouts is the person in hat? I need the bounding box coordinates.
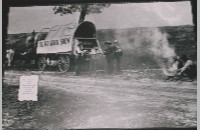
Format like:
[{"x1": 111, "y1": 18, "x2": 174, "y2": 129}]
[
  {"x1": 113, "y1": 40, "x2": 123, "y2": 72},
  {"x1": 75, "y1": 41, "x2": 86, "y2": 76},
  {"x1": 176, "y1": 54, "x2": 197, "y2": 80},
  {"x1": 104, "y1": 41, "x2": 115, "y2": 74},
  {"x1": 22, "y1": 30, "x2": 36, "y2": 64}
]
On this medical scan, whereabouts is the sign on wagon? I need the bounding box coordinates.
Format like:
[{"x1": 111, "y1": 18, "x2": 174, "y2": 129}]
[{"x1": 37, "y1": 37, "x2": 71, "y2": 54}]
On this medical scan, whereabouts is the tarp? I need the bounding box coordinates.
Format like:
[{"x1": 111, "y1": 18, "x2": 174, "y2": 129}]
[{"x1": 36, "y1": 21, "x2": 97, "y2": 54}]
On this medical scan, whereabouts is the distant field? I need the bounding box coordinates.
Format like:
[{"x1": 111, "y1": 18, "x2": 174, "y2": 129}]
[{"x1": 6, "y1": 25, "x2": 196, "y2": 70}]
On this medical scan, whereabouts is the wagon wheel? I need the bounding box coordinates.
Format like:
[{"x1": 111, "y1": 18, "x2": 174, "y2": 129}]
[
  {"x1": 38, "y1": 56, "x2": 46, "y2": 71},
  {"x1": 58, "y1": 55, "x2": 70, "y2": 72}
]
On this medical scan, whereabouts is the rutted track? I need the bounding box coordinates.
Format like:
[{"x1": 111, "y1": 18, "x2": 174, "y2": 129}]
[{"x1": 3, "y1": 70, "x2": 197, "y2": 129}]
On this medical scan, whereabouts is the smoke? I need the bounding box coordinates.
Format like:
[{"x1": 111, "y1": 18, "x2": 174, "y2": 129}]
[
  {"x1": 98, "y1": 27, "x2": 178, "y2": 72},
  {"x1": 148, "y1": 28, "x2": 175, "y2": 58},
  {"x1": 113, "y1": 27, "x2": 176, "y2": 74},
  {"x1": 147, "y1": 28, "x2": 176, "y2": 76}
]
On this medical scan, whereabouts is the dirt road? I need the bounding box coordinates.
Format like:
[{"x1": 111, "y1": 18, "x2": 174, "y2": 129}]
[{"x1": 2, "y1": 70, "x2": 197, "y2": 129}]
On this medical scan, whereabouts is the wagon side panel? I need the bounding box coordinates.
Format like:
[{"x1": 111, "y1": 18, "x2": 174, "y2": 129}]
[{"x1": 36, "y1": 37, "x2": 72, "y2": 54}]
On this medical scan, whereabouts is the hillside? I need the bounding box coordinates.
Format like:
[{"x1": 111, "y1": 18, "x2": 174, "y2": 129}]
[{"x1": 6, "y1": 25, "x2": 196, "y2": 70}]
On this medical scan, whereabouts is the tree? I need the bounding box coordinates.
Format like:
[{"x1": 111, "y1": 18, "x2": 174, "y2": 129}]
[{"x1": 53, "y1": 3, "x2": 110, "y2": 24}]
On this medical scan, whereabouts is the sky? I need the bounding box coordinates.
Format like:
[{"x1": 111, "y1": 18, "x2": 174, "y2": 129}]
[{"x1": 7, "y1": 1, "x2": 193, "y2": 34}]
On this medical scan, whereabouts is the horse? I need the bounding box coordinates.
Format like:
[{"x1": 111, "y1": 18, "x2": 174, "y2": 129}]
[{"x1": 11, "y1": 32, "x2": 47, "y2": 68}]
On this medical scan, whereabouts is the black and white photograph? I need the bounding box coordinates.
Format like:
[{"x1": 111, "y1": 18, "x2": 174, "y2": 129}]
[{"x1": 2, "y1": 0, "x2": 197, "y2": 129}]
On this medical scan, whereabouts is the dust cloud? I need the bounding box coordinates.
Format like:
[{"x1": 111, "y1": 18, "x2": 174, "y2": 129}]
[
  {"x1": 148, "y1": 28, "x2": 176, "y2": 76},
  {"x1": 113, "y1": 27, "x2": 176, "y2": 74}
]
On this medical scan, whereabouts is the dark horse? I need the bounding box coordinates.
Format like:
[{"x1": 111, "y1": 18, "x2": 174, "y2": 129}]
[{"x1": 12, "y1": 31, "x2": 46, "y2": 68}]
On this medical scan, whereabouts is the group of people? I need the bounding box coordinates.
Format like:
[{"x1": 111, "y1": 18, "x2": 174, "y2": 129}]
[
  {"x1": 75, "y1": 40, "x2": 197, "y2": 81},
  {"x1": 74, "y1": 39, "x2": 123, "y2": 75},
  {"x1": 166, "y1": 54, "x2": 197, "y2": 81},
  {"x1": 6, "y1": 30, "x2": 196, "y2": 81},
  {"x1": 102, "y1": 40, "x2": 197, "y2": 80},
  {"x1": 75, "y1": 40, "x2": 99, "y2": 76},
  {"x1": 103, "y1": 40, "x2": 123, "y2": 74}
]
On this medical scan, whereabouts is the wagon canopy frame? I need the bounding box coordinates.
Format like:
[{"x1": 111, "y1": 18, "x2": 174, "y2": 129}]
[{"x1": 73, "y1": 21, "x2": 96, "y2": 40}]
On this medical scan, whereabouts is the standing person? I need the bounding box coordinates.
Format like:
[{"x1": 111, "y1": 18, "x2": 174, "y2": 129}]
[
  {"x1": 22, "y1": 30, "x2": 36, "y2": 64},
  {"x1": 6, "y1": 48, "x2": 15, "y2": 67},
  {"x1": 75, "y1": 41, "x2": 91, "y2": 76},
  {"x1": 75, "y1": 42, "x2": 84, "y2": 76},
  {"x1": 104, "y1": 41, "x2": 115, "y2": 74},
  {"x1": 113, "y1": 40, "x2": 123, "y2": 72},
  {"x1": 177, "y1": 54, "x2": 197, "y2": 80},
  {"x1": 75, "y1": 52, "x2": 84, "y2": 76}
]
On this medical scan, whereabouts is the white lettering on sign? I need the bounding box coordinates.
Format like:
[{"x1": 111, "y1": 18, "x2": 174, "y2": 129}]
[{"x1": 18, "y1": 75, "x2": 39, "y2": 101}]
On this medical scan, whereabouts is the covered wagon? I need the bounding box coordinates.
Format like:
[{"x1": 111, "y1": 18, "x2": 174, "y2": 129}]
[{"x1": 36, "y1": 21, "x2": 102, "y2": 72}]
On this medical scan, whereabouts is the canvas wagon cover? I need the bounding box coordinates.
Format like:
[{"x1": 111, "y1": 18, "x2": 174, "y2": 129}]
[{"x1": 36, "y1": 23, "x2": 77, "y2": 54}]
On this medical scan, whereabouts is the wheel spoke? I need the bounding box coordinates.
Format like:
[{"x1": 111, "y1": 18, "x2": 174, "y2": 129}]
[
  {"x1": 38, "y1": 56, "x2": 46, "y2": 71},
  {"x1": 58, "y1": 55, "x2": 70, "y2": 72}
]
